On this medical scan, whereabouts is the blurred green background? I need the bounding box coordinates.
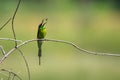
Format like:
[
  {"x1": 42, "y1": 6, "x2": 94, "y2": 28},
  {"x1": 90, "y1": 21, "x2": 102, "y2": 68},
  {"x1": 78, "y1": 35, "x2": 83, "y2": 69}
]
[{"x1": 0, "y1": 0, "x2": 120, "y2": 80}]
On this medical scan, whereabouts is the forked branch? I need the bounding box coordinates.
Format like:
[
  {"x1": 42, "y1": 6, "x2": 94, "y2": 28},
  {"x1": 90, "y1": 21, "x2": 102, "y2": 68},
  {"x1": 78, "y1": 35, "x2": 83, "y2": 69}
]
[
  {"x1": 0, "y1": 46, "x2": 6, "y2": 55},
  {"x1": 12, "y1": 0, "x2": 21, "y2": 47},
  {"x1": 0, "y1": 18, "x2": 11, "y2": 31},
  {"x1": 0, "y1": 38, "x2": 23, "y2": 42},
  {"x1": 0, "y1": 38, "x2": 120, "y2": 64},
  {"x1": 1, "y1": 69, "x2": 22, "y2": 80},
  {"x1": 17, "y1": 49, "x2": 30, "y2": 80}
]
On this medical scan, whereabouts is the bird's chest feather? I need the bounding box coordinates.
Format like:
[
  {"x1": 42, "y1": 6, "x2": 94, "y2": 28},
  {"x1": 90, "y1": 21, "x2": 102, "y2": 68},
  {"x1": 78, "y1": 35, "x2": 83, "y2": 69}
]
[{"x1": 39, "y1": 28, "x2": 46, "y2": 38}]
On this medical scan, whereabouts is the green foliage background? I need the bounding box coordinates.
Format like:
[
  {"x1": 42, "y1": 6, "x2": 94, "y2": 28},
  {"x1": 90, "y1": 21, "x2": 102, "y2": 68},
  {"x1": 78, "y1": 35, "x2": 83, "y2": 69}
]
[{"x1": 0, "y1": 0, "x2": 120, "y2": 80}]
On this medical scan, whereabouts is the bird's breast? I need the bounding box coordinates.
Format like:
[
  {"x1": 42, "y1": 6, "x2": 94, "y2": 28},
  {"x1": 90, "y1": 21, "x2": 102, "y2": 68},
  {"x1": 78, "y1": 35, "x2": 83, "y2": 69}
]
[{"x1": 39, "y1": 28, "x2": 46, "y2": 38}]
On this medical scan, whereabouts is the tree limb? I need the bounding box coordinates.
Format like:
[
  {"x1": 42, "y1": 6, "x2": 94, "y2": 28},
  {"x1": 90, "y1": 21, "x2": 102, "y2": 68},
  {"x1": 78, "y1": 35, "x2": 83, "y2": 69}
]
[
  {"x1": 0, "y1": 38, "x2": 120, "y2": 64},
  {"x1": 0, "y1": 18, "x2": 11, "y2": 31},
  {"x1": 0, "y1": 46, "x2": 6, "y2": 55},
  {"x1": 0, "y1": 38, "x2": 23, "y2": 42},
  {"x1": 1, "y1": 69, "x2": 22, "y2": 80},
  {"x1": 17, "y1": 49, "x2": 30, "y2": 80},
  {"x1": 12, "y1": 0, "x2": 21, "y2": 47}
]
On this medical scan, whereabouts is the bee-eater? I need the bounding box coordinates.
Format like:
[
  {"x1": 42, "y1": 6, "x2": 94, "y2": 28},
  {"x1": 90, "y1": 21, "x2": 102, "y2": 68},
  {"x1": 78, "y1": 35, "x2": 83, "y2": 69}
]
[{"x1": 37, "y1": 18, "x2": 48, "y2": 65}]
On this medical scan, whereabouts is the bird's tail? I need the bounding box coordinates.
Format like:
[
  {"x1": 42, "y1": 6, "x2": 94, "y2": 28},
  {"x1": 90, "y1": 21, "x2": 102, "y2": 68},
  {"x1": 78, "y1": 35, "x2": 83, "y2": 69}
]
[{"x1": 38, "y1": 48, "x2": 42, "y2": 65}]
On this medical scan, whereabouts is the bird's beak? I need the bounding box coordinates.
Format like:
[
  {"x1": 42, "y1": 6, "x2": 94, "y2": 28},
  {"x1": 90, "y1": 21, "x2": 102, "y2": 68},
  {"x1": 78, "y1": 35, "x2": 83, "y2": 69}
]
[{"x1": 42, "y1": 18, "x2": 48, "y2": 26}]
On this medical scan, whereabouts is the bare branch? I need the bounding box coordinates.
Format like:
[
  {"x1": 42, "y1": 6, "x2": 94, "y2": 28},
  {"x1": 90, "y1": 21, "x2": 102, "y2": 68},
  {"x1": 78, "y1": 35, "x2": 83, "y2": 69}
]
[
  {"x1": 12, "y1": 75, "x2": 15, "y2": 80},
  {"x1": 44, "y1": 39, "x2": 120, "y2": 57},
  {"x1": 8, "y1": 72, "x2": 11, "y2": 80},
  {"x1": 0, "y1": 18, "x2": 11, "y2": 31},
  {"x1": 0, "y1": 38, "x2": 23, "y2": 42},
  {"x1": 12, "y1": 0, "x2": 21, "y2": 47},
  {"x1": 0, "y1": 38, "x2": 120, "y2": 64},
  {"x1": 0, "y1": 46, "x2": 6, "y2": 55},
  {"x1": 17, "y1": 49, "x2": 30, "y2": 80},
  {"x1": 0, "y1": 38, "x2": 22, "y2": 55},
  {"x1": 0, "y1": 71, "x2": 8, "y2": 77},
  {"x1": 1, "y1": 69, "x2": 22, "y2": 80}
]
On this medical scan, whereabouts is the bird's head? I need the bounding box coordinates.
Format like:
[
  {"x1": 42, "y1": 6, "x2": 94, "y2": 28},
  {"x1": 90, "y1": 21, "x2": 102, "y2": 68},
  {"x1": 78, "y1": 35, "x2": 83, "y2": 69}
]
[
  {"x1": 42, "y1": 18, "x2": 48, "y2": 26},
  {"x1": 39, "y1": 18, "x2": 48, "y2": 28}
]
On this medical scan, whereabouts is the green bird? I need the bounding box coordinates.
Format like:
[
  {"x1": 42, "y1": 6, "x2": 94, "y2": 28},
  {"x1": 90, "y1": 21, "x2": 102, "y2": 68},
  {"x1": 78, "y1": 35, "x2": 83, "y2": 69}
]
[{"x1": 37, "y1": 18, "x2": 48, "y2": 65}]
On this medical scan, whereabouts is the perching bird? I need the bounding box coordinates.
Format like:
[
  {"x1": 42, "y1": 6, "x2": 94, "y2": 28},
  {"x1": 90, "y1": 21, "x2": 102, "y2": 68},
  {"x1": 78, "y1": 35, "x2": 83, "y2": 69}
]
[{"x1": 37, "y1": 18, "x2": 48, "y2": 65}]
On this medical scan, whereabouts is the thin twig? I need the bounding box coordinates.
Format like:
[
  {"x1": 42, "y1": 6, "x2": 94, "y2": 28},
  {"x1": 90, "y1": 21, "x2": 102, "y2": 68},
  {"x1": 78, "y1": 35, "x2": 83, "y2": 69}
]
[
  {"x1": 12, "y1": 75, "x2": 15, "y2": 80},
  {"x1": 0, "y1": 38, "x2": 23, "y2": 55},
  {"x1": 0, "y1": 18, "x2": 11, "y2": 31},
  {"x1": 0, "y1": 38, "x2": 23, "y2": 42},
  {"x1": 8, "y1": 72, "x2": 11, "y2": 80},
  {"x1": 0, "y1": 72, "x2": 8, "y2": 77},
  {"x1": 0, "y1": 38, "x2": 120, "y2": 64},
  {"x1": 17, "y1": 49, "x2": 30, "y2": 80},
  {"x1": 0, "y1": 46, "x2": 6, "y2": 55},
  {"x1": 1, "y1": 69, "x2": 22, "y2": 80},
  {"x1": 12, "y1": 0, "x2": 21, "y2": 47}
]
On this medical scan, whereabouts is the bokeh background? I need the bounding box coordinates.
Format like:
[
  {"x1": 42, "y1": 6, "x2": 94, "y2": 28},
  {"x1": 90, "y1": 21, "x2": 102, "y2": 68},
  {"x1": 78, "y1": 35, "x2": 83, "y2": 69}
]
[{"x1": 0, "y1": 0, "x2": 120, "y2": 80}]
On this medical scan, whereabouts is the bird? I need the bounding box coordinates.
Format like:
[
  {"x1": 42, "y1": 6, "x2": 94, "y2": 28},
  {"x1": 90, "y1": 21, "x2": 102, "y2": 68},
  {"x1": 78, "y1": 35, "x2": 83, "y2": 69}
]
[{"x1": 37, "y1": 18, "x2": 48, "y2": 65}]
